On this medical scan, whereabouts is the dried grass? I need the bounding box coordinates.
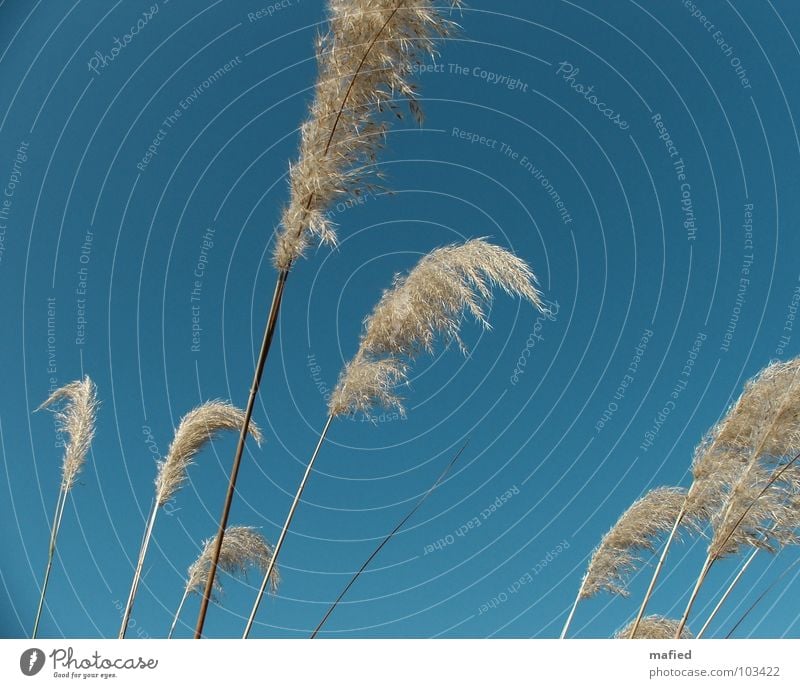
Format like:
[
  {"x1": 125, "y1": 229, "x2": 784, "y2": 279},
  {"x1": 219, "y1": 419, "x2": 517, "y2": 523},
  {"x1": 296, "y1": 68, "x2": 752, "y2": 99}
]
[
  {"x1": 616, "y1": 615, "x2": 693, "y2": 639},
  {"x1": 187, "y1": 526, "x2": 279, "y2": 598},
  {"x1": 38, "y1": 376, "x2": 98, "y2": 491},
  {"x1": 328, "y1": 239, "x2": 543, "y2": 417},
  {"x1": 273, "y1": 0, "x2": 460, "y2": 269},
  {"x1": 155, "y1": 401, "x2": 263, "y2": 506},
  {"x1": 582, "y1": 487, "x2": 694, "y2": 598}
]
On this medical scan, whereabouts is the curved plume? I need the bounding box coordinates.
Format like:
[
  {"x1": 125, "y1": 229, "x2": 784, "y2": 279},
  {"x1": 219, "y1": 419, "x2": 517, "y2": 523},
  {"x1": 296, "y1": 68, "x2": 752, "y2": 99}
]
[
  {"x1": 360, "y1": 238, "x2": 544, "y2": 356},
  {"x1": 615, "y1": 615, "x2": 693, "y2": 639},
  {"x1": 33, "y1": 376, "x2": 99, "y2": 638},
  {"x1": 687, "y1": 357, "x2": 800, "y2": 519},
  {"x1": 582, "y1": 487, "x2": 694, "y2": 599},
  {"x1": 328, "y1": 239, "x2": 544, "y2": 418},
  {"x1": 631, "y1": 357, "x2": 800, "y2": 639},
  {"x1": 196, "y1": 0, "x2": 462, "y2": 638},
  {"x1": 674, "y1": 357, "x2": 800, "y2": 638},
  {"x1": 328, "y1": 354, "x2": 407, "y2": 417},
  {"x1": 121, "y1": 400, "x2": 260, "y2": 638},
  {"x1": 187, "y1": 526, "x2": 280, "y2": 597},
  {"x1": 38, "y1": 376, "x2": 99, "y2": 491},
  {"x1": 169, "y1": 527, "x2": 278, "y2": 638},
  {"x1": 244, "y1": 241, "x2": 543, "y2": 636},
  {"x1": 155, "y1": 400, "x2": 263, "y2": 507},
  {"x1": 273, "y1": 0, "x2": 461, "y2": 269}
]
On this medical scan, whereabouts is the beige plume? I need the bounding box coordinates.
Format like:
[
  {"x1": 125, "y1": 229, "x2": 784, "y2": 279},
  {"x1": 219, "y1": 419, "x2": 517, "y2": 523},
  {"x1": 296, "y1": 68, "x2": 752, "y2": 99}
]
[{"x1": 273, "y1": 0, "x2": 461, "y2": 269}]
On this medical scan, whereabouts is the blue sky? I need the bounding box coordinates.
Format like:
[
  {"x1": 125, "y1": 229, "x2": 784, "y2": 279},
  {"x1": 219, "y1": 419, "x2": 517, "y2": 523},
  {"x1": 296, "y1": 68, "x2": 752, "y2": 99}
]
[{"x1": 2, "y1": 0, "x2": 800, "y2": 639}]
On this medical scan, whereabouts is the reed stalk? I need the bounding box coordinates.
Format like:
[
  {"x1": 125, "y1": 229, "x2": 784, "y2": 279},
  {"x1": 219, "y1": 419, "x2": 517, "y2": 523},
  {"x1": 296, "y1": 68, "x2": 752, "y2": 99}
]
[
  {"x1": 194, "y1": 0, "x2": 459, "y2": 638},
  {"x1": 32, "y1": 377, "x2": 97, "y2": 639},
  {"x1": 32, "y1": 486, "x2": 67, "y2": 639},
  {"x1": 243, "y1": 239, "x2": 542, "y2": 637},
  {"x1": 119, "y1": 401, "x2": 260, "y2": 639},
  {"x1": 310, "y1": 439, "x2": 468, "y2": 637},
  {"x1": 674, "y1": 450, "x2": 800, "y2": 638},
  {"x1": 696, "y1": 547, "x2": 759, "y2": 638}
]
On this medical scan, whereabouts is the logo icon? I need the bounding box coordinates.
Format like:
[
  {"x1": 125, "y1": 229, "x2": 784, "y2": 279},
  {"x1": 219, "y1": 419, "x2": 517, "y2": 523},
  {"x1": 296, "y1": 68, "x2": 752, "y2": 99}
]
[{"x1": 20, "y1": 648, "x2": 45, "y2": 676}]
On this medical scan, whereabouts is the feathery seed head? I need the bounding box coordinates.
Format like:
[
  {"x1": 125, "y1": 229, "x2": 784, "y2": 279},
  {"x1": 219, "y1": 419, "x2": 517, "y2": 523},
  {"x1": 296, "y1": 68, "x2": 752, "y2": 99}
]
[
  {"x1": 688, "y1": 357, "x2": 800, "y2": 520},
  {"x1": 186, "y1": 526, "x2": 279, "y2": 599},
  {"x1": 328, "y1": 353, "x2": 407, "y2": 417},
  {"x1": 328, "y1": 239, "x2": 542, "y2": 418},
  {"x1": 155, "y1": 401, "x2": 263, "y2": 506},
  {"x1": 360, "y1": 238, "x2": 544, "y2": 356},
  {"x1": 582, "y1": 487, "x2": 693, "y2": 599},
  {"x1": 38, "y1": 376, "x2": 98, "y2": 492},
  {"x1": 615, "y1": 615, "x2": 693, "y2": 639},
  {"x1": 709, "y1": 454, "x2": 800, "y2": 558},
  {"x1": 273, "y1": 1, "x2": 461, "y2": 269}
]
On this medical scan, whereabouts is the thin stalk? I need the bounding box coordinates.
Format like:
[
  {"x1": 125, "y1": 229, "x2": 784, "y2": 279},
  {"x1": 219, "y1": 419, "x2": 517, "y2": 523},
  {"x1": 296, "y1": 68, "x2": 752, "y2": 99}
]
[
  {"x1": 629, "y1": 504, "x2": 687, "y2": 638},
  {"x1": 726, "y1": 554, "x2": 800, "y2": 638},
  {"x1": 167, "y1": 587, "x2": 190, "y2": 639},
  {"x1": 696, "y1": 547, "x2": 759, "y2": 638},
  {"x1": 32, "y1": 485, "x2": 67, "y2": 639},
  {"x1": 674, "y1": 451, "x2": 800, "y2": 638},
  {"x1": 560, "y1": 576, "x2": 586, "y2": 639},
  {"x1": 243, "y1": 415, "x2": 334, "y2": 639},
  {"x1": 119, "y1": 502, "x2": 159, "y2": 639},
  {"x1": 311, "y1": 439, "x2": 468, "y2": 638},
  {"x1": 675, "y1": 552, "x2": 713, "y2": 638},
  {"x1": 194, "y1": 3, "x2": 406, "y2": 640},
  {"x1": 194, "y1": 271, "x2": 287, "y2": 638}
]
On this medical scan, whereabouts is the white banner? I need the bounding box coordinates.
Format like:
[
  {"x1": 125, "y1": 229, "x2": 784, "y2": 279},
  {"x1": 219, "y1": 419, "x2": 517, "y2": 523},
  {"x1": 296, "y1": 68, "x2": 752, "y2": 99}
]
[{"x1": 1, "y1": 639, "x2": 798, "y2": 687}]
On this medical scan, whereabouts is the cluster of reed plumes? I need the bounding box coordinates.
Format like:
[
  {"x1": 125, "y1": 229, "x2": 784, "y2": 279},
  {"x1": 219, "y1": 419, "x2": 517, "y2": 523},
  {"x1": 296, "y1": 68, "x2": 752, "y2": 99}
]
[
  {"x1": 562, "y1": 357, "x2": 800, "y2": 639},
  {"x1": 29, "y1": 0, "x2": 549, "y2": 640}
]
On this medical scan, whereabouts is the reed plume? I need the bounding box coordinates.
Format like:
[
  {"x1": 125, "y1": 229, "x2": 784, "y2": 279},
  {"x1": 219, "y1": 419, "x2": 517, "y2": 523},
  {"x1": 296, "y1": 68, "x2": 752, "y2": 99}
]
[
  {"x1": 196, "y1": 0, "x2": 460, "y2": 638},
  {"x1": 674, "y1": 358, "x2": 800, "y2": 637},
  {"x1": 631, "y1": 357, "x2": 800, "y2": 637},
  {"x1": 169, "y1": 526, "x2": 278, "y2": 638},
  {"x1": 33, "y1": 376, "x2": 98, "y2": 639},
  {"x1": 273, "y1": 0, "x2": 460, "y2": 269},
  {"x1": 120, "y1": 401, "x2": 261, "y2": 639},
  {"x1": 242, "y1": 240, "x2": 543, "y2": 637},
  {"x1": 560, "y1": 487, "x2": 694, "y2": 639},
  {"x1": 615, "y1": 615, "x2": 693, "y2": 639}
]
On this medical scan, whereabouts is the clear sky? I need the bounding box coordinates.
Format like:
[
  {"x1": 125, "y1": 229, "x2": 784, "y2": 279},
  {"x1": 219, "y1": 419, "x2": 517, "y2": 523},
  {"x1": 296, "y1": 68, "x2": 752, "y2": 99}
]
[{"x1": 1, "y1": 0, "x2": 800, "y2": 639}]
